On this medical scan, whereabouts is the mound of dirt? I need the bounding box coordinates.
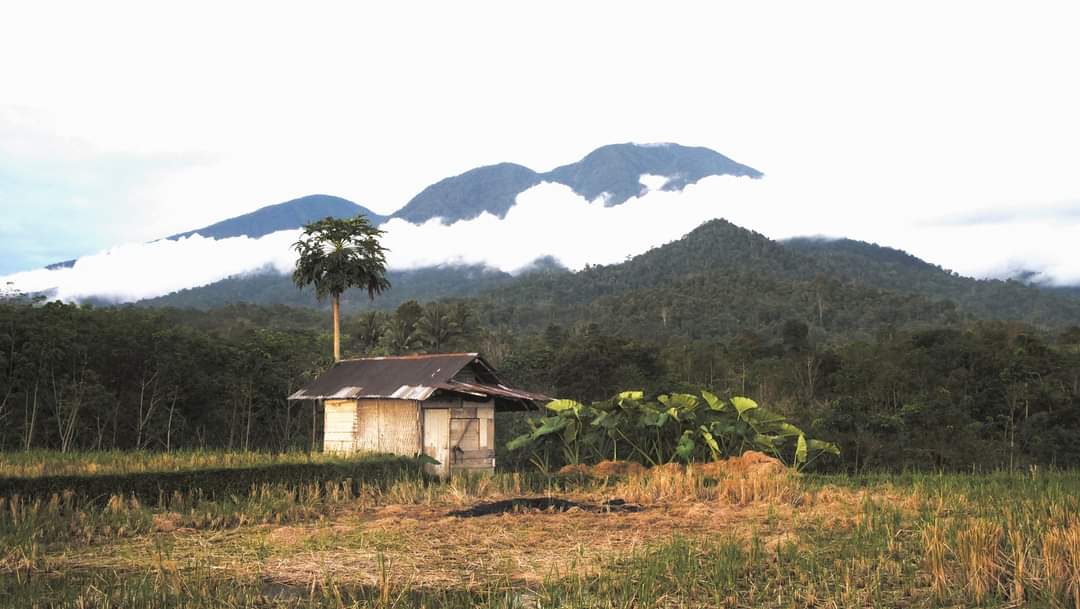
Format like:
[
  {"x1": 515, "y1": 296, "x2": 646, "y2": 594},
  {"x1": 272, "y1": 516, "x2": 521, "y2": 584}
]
[
  {"x1": 556, "y1": 464, "x2": 592, "y2": 477},
  {"x1": 693, "y1": 450, "x2": 786, "y2": 479},
  {"x1": 592, "y1": 460, "x2": 645, "y2": 477}
]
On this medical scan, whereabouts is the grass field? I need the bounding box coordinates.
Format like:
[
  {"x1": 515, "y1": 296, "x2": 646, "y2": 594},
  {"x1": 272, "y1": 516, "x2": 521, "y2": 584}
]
[{"x1": 2, "y1": 452, "x2": 1080, "y2": 608}]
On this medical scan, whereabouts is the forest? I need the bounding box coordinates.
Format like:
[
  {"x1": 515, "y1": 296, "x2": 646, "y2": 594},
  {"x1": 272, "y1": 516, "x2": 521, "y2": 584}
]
[{"x1": 3, "y1": 293, "x2": 1078, "y2": 472}]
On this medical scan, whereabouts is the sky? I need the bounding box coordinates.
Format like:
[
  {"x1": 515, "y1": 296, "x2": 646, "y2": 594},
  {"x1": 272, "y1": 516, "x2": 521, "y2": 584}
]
[{"x1": 2, "y1": 1, "x2": 1080, "y2": 289}]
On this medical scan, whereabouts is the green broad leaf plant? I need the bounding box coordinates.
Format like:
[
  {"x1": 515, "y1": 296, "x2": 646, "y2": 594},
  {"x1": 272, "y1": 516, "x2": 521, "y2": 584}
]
[{"x1": 508, "y1": 390, "x2": 839, "y2": 471}]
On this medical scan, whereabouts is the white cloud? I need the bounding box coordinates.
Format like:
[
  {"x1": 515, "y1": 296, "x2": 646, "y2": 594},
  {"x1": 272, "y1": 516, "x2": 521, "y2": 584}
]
[{"x1": 6, "y1": 169, "x2": 1079, "y2": 304}]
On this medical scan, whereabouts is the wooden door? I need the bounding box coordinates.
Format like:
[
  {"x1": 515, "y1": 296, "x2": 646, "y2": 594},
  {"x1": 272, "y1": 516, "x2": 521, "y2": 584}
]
[{"x1": 422, "y1": 408, "x2": 450, "y2": 478}]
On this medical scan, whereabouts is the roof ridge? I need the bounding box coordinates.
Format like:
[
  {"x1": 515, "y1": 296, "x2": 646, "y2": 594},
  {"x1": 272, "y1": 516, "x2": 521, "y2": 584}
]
[{"x1": 337, "y1": 352, "x2": 478, "y2": 362}]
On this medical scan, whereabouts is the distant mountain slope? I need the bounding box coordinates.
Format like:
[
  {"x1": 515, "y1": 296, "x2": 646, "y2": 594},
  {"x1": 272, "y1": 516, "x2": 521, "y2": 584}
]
[
  {"x1": 390, "y1": 143, "x2": 762, "y2": 224},
  {"x1": 471, "y1": 220, "x2": 1080, "y2": 340},
  {"x1": 169, "y1": 194, "x2": 384, "y2": 240},
  {"x1": 45, "y1": 194, "x2": 382, "y2": 270},
  {"x1": 783, "y1": 237, "x2": 1080, "y2": 325},
  {"x1": 391, "y1": 164, "x2": 542, "y2": 224},
  {"x1": 545, "y1": 143, "x2": 762, "y2": 205},
  {"x1": 138, "y1": 264, "x2": 523, "y2": 311}
]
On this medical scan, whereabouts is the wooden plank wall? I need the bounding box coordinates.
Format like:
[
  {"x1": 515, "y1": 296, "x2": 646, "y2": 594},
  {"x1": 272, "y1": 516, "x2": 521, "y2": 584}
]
[
  {"x1": 354, "y1": 399, "x2": 421, "y2": 456},
  {"x1": 323, "y1": 399, "x2": 357, "y2": 453},
  {"x1": 450, "y1": 401, "x2": 495, "y2": 472}
]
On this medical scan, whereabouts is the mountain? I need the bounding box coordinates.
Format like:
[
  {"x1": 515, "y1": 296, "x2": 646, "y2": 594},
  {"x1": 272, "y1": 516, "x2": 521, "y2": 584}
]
[
  {"x1": 465, "y1": 220, "x2": 1080, "y2": 341},
  {"x1": 391, "y1": 163, "x2": 542, "y2": 224},
  {"x1": 783, "y1": 238, "x2": 1080, "y2": 326},
  {"x1": 141, "y1": 218, "x2": 1080, "y2": 343},
  {"x1": 138, "y1": 264, "x2": 523, "y2": 311},
  {"x1": 45, "y1": 194, "x2": 383, "y2": 270},
  {"x1": 390, "y1": 143, "x2": 762, "y2": 224},
  {"x1": 545, "y1": 143, "x2": 762, "y2": 205},
  {"x1": 168, "y1": 194, "x2": 385, "y2": 240}
]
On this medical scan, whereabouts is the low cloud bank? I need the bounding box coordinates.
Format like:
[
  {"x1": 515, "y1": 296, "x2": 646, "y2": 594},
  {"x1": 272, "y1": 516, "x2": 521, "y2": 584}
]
[{"x1": 4, "y1": 173, "x2": 1080, "y2": 303}]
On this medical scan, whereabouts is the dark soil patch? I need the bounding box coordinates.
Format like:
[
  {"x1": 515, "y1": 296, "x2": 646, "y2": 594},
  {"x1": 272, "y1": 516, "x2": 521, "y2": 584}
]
[{"x1": 448, "y1": 497, "x2": 642, "y2": 518}]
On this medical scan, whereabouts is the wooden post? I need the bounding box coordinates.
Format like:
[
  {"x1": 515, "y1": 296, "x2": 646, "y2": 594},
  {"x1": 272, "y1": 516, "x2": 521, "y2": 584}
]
[{"x1": 332, "y1": 293, "x2": 341, "y2": 362}]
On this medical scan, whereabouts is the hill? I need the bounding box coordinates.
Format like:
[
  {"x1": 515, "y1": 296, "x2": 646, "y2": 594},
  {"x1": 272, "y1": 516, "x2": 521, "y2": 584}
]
[
  {"x1": 168, "y1": 194, "x2": 384, "y2": 240},
  {"x1": 466, "y1": 220, "x2": 1080, "y2": 341}
]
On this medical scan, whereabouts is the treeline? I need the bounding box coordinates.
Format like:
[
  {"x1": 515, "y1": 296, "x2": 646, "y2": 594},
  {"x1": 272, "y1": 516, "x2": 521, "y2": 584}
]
[{"x1": 2, "y1": 298, "x2": 1079, "y2": 471}]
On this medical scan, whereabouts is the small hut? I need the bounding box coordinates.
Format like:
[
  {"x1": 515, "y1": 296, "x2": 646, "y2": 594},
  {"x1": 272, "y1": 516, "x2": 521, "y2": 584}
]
[{"x1": 287, "y1": 353, "x2": 547, "y2": 477}]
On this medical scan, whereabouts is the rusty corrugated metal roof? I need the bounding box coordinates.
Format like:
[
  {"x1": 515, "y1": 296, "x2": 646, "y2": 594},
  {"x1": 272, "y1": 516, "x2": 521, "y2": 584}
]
[{"x1": 287, "y1": 353, "x2": 547, "y2": 408}]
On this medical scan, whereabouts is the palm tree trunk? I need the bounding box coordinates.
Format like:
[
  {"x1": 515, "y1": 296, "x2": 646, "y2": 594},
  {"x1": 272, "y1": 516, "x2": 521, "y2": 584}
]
[{"x1": 332, "y1": 294, "x2": 341, "y2": 362}]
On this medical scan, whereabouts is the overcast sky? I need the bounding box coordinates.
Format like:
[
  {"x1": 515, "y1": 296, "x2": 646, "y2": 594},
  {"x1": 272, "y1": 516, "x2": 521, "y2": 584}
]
[{"x1": 2, "y1": 1, "x2": 1079, "y2": 282}]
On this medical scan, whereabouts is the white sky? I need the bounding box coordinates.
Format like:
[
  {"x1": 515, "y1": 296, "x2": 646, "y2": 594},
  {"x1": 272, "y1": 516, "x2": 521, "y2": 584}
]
[{"x1": 2, "y1": 1, "x2": 1080, "y2": 282}]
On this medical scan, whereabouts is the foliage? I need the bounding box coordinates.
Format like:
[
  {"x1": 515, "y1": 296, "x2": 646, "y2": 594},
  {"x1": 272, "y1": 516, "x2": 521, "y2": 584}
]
[
  {"x1": 507, "y1": 390, "x2": 838, "y2": 469},
  {"x1": 291, "y1": 215, "x2": 391, "y2": 302}
]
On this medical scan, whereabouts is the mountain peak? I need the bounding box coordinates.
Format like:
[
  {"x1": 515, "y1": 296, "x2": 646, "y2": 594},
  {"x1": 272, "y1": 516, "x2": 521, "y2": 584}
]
[
  {"x1": 169, "y1": 194, "x2": 385, "y2": 241},
  {"x1": 391, "y1": 163, "x2": 542, "y2": 225},
  {"x1": 544, "y1": 143, "x2": 763, "y2": 205}
]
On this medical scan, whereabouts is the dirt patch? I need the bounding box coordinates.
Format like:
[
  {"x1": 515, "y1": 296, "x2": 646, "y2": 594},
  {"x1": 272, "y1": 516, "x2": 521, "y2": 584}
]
[
  {"x1": 267, "y1": 526, "x2": 314, "y2": 546},
  {"x1": 448, "y1": 497, "x2": 642, "y2": 517}
]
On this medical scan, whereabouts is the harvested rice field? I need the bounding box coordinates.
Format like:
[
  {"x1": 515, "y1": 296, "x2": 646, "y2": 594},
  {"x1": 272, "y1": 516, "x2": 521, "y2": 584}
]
[{"x1": 3, "y1": 452, "x2": 1080, "y2": 608}]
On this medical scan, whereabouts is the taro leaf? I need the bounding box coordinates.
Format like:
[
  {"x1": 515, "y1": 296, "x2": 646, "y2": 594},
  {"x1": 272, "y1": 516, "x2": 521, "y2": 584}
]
[
  {"x1": 676, "y1": 430, "x2": 696, "y2": 460},
  {"x1": 563, "y1": 420, "x2": 579, "y2": 443},
  {"x1": 533, "y1": 416, "x2": 569, "y2": 438},
  {"x1": 507, "y1": 433, "x2": 534, "y2": 451},
  {"x1": 702, "y1": 390, "x2": 725, "y2": 411},
  {"x1": 546, "y1": 399, "x2": 582, "y2": 414},
  {"x1": 666, "y1": 407, "x2": 681, "y2": 422},
  {"x1": 753, "y1": 433, "x2": 782, "y2": 449},
  {"x1": 808, "y1": 439, "x2": 841, "y2": 456},
  {"x1": 776, "y1": 422, "x2": 805, "y2": 438},
  {"x1": 660, "y1": 393, "x2": 700, "y2": 413},
  {"x1": 699, "y1": 426, "x2": 720, "y2": 456},
  {"x1": 591, "y1": 410, "x2": 609, "y2": 427},
  {"x1": 656, "y1": 411, "x2": 670, "y2": 428},
  {"x1": 796, "y1": 434, "x2": 808, "y2": 465},
  {"x1": 731, "y1": 396, "x2": 759, "y2": 416}
]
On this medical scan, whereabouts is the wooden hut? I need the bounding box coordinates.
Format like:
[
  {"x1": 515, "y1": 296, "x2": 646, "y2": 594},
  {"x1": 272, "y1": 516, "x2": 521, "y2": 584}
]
[{"x1": 287, "y1": 353, "x2": 547, "y2": 477}]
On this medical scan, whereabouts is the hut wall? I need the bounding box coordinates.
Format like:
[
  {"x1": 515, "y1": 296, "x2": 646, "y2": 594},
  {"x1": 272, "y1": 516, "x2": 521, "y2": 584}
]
[
  {"x1": 323, "y1": 399, "x2": 358, "y2": 453},
  {"x1": 354, "y1": 399, "x2": 421, "y2": 456},
  {"x1": 450, "y1": 401, "x2": 495, "y2": 473}
]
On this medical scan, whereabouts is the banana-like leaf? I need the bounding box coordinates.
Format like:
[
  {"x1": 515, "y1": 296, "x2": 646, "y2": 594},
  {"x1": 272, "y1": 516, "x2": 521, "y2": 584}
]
[
  {"x1": 808, "y1": 439, "x2": 841, "y2": 456},
  {"x1": 699, "y1": 426, "x2": 720, "y2": 456},
  {"x1": 731, "y1": 396, "x2": 760, "y2": 416},
  {"x1": 666, "y1": 407, "x2": 681, "y2": 422},
  {"x1": 675, "y1": 430, "x2": 696, "y2": 460},
  {"x1": 659, "y1": 393, "x2": 700, "y2": 412},
  {"x1": 546, "y1": 399, "x2": 582, "y2": 414},
  {"x1": 506, "y1": 433, "x2": 534, "y2": 451},
  {"x1": 752, "y1": 433, "x2": 782, "y2": 449},
  {"x1": 796, "y1": 434, "x2": 808, "y2": 465},
  {"x1": 702, "y1": 390, "x2": 725, "y2": 411},
  {"x1": 617, "y1": 390, "x2": 644, "y2": 401},
  {"x1": 563, "y1": 420, "x2": 579, "y2": 443},
  {"x1": 775, "y1": 422, "x2": 805, "y2": 438},
  {"x1": 533, "y1": 416, "x2": 569, "y2": 437}
]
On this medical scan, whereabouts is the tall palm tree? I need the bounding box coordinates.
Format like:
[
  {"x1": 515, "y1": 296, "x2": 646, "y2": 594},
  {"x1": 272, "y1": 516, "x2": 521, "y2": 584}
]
[{"x1": 292, "y1": 215, "x2": 390, "y2": 361}]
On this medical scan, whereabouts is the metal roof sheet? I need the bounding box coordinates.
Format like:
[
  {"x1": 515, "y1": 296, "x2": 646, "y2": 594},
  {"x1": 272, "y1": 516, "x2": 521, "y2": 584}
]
[{"x1": 287, "y1": 353, "x2": 547, "y2": 407}]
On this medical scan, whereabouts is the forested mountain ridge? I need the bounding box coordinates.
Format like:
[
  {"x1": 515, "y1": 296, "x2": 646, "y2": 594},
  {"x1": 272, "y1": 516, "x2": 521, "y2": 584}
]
[
  {"x1": 784, "y1": 237, "x2": 1080, "y2": 326},
  {"x1": 140, "y1": 217, "x2": 1080, "y2": 337},
  {"x1": 469, "y1": 219, "x2": 1080, "y2": 341}
]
